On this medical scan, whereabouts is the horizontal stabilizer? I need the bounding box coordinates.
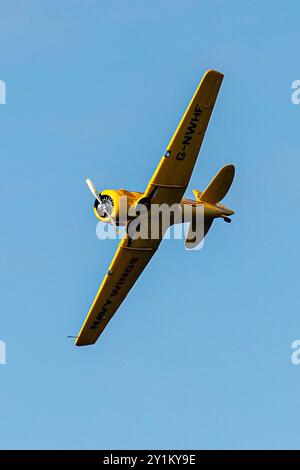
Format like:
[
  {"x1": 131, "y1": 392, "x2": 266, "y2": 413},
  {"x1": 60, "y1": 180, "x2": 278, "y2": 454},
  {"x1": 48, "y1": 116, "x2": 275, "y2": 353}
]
[
  {"x1": 185, "y1": 218, "x2": 213, "y2": 249},
  {"x1": 199, "y1": 164, "x2": 235, "y2": 204}
]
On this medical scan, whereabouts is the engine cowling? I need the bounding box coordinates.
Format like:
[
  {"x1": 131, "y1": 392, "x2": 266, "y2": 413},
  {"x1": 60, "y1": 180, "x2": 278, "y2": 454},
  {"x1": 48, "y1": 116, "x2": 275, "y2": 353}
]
[{"x1": 93, "y1": 189, "x2": 143, "y2": 225}]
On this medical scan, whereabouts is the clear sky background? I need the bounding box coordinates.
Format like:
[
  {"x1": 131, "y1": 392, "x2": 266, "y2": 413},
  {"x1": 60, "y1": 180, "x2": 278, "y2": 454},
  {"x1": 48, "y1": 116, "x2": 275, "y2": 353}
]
[{"x1": 1, "y1": 0, "x2": 300, "y2": 450}]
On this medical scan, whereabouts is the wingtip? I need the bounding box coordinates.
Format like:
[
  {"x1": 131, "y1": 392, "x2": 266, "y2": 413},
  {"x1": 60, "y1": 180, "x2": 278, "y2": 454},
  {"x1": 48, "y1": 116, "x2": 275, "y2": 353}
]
[
  {"x1": 205, "y1": 69, "x2": 224, "y2": 78},
  {"x1": 75, "y1": 337, "x2": 96, "y2": 347}
]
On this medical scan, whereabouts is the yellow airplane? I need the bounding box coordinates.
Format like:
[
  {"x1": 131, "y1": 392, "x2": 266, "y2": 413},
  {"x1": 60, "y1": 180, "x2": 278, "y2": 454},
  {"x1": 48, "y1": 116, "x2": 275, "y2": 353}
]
[{"x1": 76, "y1": 69, "x2": 235, "y2": 346}]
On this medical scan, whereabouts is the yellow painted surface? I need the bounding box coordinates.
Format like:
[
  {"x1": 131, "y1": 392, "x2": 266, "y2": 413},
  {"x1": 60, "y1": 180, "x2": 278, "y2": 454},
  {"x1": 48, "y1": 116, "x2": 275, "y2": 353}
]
[{"x1": 76, "y1": 70, "x2": 235, "y2": 346}]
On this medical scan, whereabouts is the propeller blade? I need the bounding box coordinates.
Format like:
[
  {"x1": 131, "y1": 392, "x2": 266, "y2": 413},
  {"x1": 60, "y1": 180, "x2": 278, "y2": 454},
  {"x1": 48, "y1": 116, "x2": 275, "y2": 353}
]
[
  {"x1": 86, "y1": 178, "x2": 101, "y2": 204},
  {"x1": 105, "y1": 211, "x2": 120, "y2": 234},
  {"x1": 86, "y1": 177, "x2": 119, "y2": 234}
]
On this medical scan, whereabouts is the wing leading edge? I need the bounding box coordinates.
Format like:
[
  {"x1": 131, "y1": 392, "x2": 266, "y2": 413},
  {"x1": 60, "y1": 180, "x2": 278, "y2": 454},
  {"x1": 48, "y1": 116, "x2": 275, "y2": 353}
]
[
  {"x1": 76, "y1": 236, "x2": 161, "y2": 346},
  {"x1": 144, "y1": 69, "x2": 224, "y2": 206}
]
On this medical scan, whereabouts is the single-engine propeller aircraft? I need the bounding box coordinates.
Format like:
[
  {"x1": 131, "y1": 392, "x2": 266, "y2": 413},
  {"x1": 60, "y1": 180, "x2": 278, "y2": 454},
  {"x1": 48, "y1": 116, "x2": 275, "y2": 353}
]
[{"x1": 76, "y1": 69, "x2": 235, "y2": 346}]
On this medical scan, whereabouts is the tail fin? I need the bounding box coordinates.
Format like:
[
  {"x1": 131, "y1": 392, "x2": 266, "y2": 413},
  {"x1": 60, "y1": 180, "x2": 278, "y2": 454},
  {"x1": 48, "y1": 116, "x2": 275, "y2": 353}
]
[
  {"x1": 192, "y1": 189, "x2": 202, "y2": 200},
  {"x1": 198, "y1": 164, "x2": 235, "y2": 204}
]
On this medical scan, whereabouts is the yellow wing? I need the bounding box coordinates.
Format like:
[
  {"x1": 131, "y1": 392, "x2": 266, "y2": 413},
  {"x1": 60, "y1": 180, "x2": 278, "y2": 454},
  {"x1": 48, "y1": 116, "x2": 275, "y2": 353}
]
[
  {"x1": 76, "y1": 235, "x2": 161, "y2": 346},
  {"x1": 144, "y1": 69, "x2": 224, "y2": 205}
]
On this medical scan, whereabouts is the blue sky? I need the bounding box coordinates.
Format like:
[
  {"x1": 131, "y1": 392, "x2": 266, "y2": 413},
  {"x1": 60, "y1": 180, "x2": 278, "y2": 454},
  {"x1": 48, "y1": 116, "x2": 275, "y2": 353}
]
[{"x1": 1, "y1": 0, "x2": 300, "y2": 449}]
